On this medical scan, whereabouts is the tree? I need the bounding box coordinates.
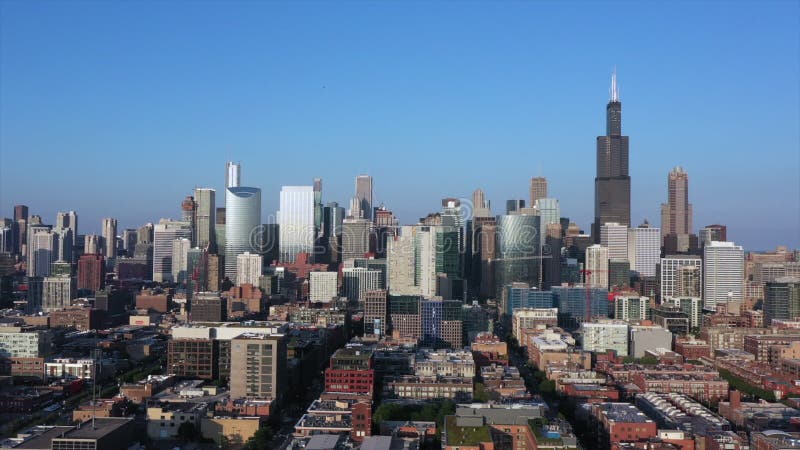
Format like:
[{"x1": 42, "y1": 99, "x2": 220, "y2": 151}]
[
  {"x1": 473, "y1": 383, "x2": 490, "y2": 402},
  {"x1": 247, "y1": 426, "x2": 274, "y2": 450},
  {"x1": 538, "y1": 379, "x2": 556, "y2": 395},
  {"x1": 177, "y1": 422, "x2": 197, "y2": 442}
]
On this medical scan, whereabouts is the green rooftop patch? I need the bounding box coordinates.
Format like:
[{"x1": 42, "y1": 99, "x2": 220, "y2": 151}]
[{"x1": 444, "y1": 416, "x2": 492, "y2": 446}]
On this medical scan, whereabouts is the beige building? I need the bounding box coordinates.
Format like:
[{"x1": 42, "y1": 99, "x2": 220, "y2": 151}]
[
  {"x1": 230, "y1": 333, "x2": 286, "y2": 402},
  {"x1": 201, "y1": 416, "x2": 261, "y2": 445},
  {"x1": 146, "y1": 402, "x2": 207, "y2": 440}
]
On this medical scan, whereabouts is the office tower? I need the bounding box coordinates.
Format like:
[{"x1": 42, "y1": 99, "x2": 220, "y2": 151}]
[
  {"x1": 494, "y1": 212, "x2": 540, "y2": 296},
  {"x1": 0, "y1": 223, "x2": 12, "y2": 254},
  {"x1": 137, "y1": 223, "x2": 154, "y2": 244},
  {"x1": 542, "y1": 223, "x2": 563, "y2": 289},
  {"x1": 342, "y1": 267, "x2": 381, "y2": 303},
  {"x1": 278, "y1": 186, "x2": 314, "y2": 263},
  {"x1": 676, "y1": 265, "x2": 702, "y2": 297},
  {"x1": 313, "y1": 178, "x2": 323, "y2": 232},
  {"x1": 342, "y1": 218, "x2": 371, "y2": 261},
  {"x1": 374, "y1": 206, "x2": 397, "y2": 258},
  {"x1": 42, "y1": 275, "x2": 76, "y2": 312},
  {"x1": 660, "y1": 255, "x2": 703, "y2": 300},
  {"x1": 608, "y1": 259, "x2": 631, "y2": 289},
  {"x1": 530, "y1": 177, "x2": 548, "y2": 206},
  {"x1": 309, "y1": 271, "x2": 338, "y2": 303},
  {"x1": 152, "y1": 219, "x2": 192, "y2": 283},
  {"x1": 421, "y1": 298, "x2": 463, "y2": 348},
  {"x1": 225, "y1": 161, "x2": 241, "y2": 188},
  {"x1": 323, "y1": 202, "x2": 345, "y2": 263},
  {"x1": 29, "y1": 215, "x2": 42, "y2": 226},
  {"x1": 77, "y1": 254, "x2": 105, "y2": 292},
  {"x1": 215, "y1": 207, "x2": 226, "y2": 251},
  {"x1": 349, "y1": 197, "x2": 363, "y2": 220},
  {"x1": 230, "y1": 333, "x2": 286, "y2": 401},
  {"x1": 101, "y1": 218, "x2": 117, "y2": 259},
  {"x1": 55, "y1": 211, "x2": 77, "y2": 262},
  {"x1": 121, "y1": 229, "x2": 136, "y2": 256},
  {"x1": 387, "y1": 226, "x2": 417, "y2": 296},
  {"x1": 181, "y1": 195, "x2": 197, "y2": 244},
  {"x1": 703, "y1": 241, "x2": 745, "y2": 311},
  {"x1": 84, "y1": 234, "x2": 102, "y2": 255},
  {"x1": 472, "y1": 189, "x2": 491, "y2": 218},
  {"x1": 535, "y1": 198, "x2": 560, "y2": 252},
  {"x1": 355, "y1": 175, "x2": 374, "y2": 221},
  {"x1": 505, "y1": 199, "x2": 525, "y2": 214},
  {"x1": 193, "y1": 188, "x2": 216, "y2": 251},
  {"x1": 261, "y1": 223, "x2": 279, "y2": 265},
  {"x1": 628, "y1": 222, "x2": 661, "y2": 277},
  {"x1": 474, "y1": 217, "x2": 497, "y2": 297},
  {"x1": 364, "y1": 290, "x2": 388, "y2": 337},
  {"x1": 14, "y1": 205, "x2": 28, "y2": 222},
  {"x1": 236, "y1": 252, "x2": 262, "y2": 287},
  {"x1": 699, "y1": 224, "x2": 727, "y2": 247},
  {"x1": 53, "y1": 227, "x2": 73, "y2": 264},
  {"x1": 660, "y1": 166, "x2": 693, "y2": 239},
  {"x1": 586, "y1": 244, "x2": 610, "y2": 288},
  {"x1": 225, "y1": 186, "x2": 262, "y2": 279},
  {"x1": 171, "y1": 238, "x2": 191, "y2": 285},
  {"x1": 207, "y1": 254, "x2": 223, "y2": 291},
  {"x1": 600, "y1": 222, "x2": 628, "y2": 261},
  {"x1": 764, "y1": 277, "x2": 800, "y2": 325},
  {"x1": 27, "y1": 225, "x2": 56, "y2": 277},
  {"x1": 416, "y1": 226, "x2": 462, "y2": 298},
  {"x1": 13, "y1": 205, "x2": 28, "y2": 255},
  {"x1": 593, "y1": 70, "x2": 631, "y2": 240}
]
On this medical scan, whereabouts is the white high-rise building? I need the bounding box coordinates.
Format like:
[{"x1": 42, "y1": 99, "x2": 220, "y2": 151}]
[
  {"x1": 414, "y1": 227, "x2": 437, "y2": 298},
  {"x1": 53, "y1": 227, "x2": 73, "y2": 264},
  {"x1": 600, "y1": 222, "x2": 628, "y2": 260},
  {"x1": 627, "y1": 224, "x2": 661, "y2": 277},
  {"x1": 309, "y1": 271, "x2": 338, "y2": 303},
  {"x1": 226, "y1": 161, "x2": 241, "y2": 188},
  {"x1": 703, "y1": 241, "x2": 745, "y2": 311},
  {"x1": 236, "y1": 252, "x2": 263, "y2": 287},
  {"x1": 660, "y1": 256, "x2": 703, "y2": 300},
  {"x1": 153, "y1": 219, "x2": 192, "y2": 283},
  {"x1": 171, "y1": 238, "x2": 192, "y2": 285},
  {"x1": 585, "y1": 244, "x2": 609, "y2": 288},
  {"x1": 342, "y1": 267, "x2": 381, "y2": 303},
  {"x1": 84, "y1": 234, "x2": 101, "y2": 255},
  {"x1": 387, "y1": 226, "x2": 417, "y2": 296},
  {"x1": 42, "y1": 276, "x2": 76, "y2": 312},
  {"x1": 341, "y1": 218, "x2": 371, "y2": 262},
  {"x1": 278, "y1": 186, "x2": 315, "y2": 263},
  {"x1": 224, "y1": 186, "x2": 262, "y2": 280},
  {"x1": 27, "y1": 226, "x2": 56, "y2": 277},
  {"x1": 194, "y1": 188, "x2": 216, "y2": 251},
  {"x1": 101, "y1": 218, "x2": 117, "y2": 259}
]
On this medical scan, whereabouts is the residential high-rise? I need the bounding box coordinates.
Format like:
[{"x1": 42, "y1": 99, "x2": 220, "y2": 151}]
[
  {"x1": 27, "y1": 225, "x2": 56, "y2": 277},
  {"x1": 586, "y1": 244, "x2": 610, "y2": 288},
  {"x1": 542, "y1": 223, "x2": 563, "y2": 289},
  {"x1": 387, "y1": 226, "x2": 417, "y2": 296},
  {"x1": 225, "y1": 161, "x2": 241, "y2": 188},
  {"x1": 529, "y1": 177, "x2": 548, "y2": 206},
  {"x1": 194, "y1": 188, "x2": 216, "y2": 251},
  {"x1": 342, "y1": 218, "x2": 372, "y2": 262},
  {"x1": 660, "y1": 255, "x2": 703, "y2": 301},
  {"x1": 236, "y1": 252, "x2": 262, "y2": 287},
  {"x1": 42, "y1": 275, "x2": 76, "y2": 312},
  {"x1": 309, "y1": 271, "x2": 338, "y2": 303},
  {"x1": 703, "y1": 241, "x2": 745, "y2": 311},
  {"x1": 600, "y1": 222, "x2": 628, "y2": 261},
  {"x1": 171, "y1": 238, "x2": 192, "y2": 285},
  {"x1": 224, "y1": 186, "x2": 262, "y2": 279},
  {"x1": 764, "y1": 277, "x2": 800, "y2": 326},
  {"x1": 355, "y1": 175, "x2": 374, "y2": 221},
  {"x1": 77, "y1": 254, "x2": 105, "y2": 292},
  {"x1": 364, "y1": 290, "x2": 388, "y2": 337},
  {"x1": 230, "y1": 334, "x2": 286, "y2": 402},
  {"x1": 343, "y1": 267, "x2": 381, "y2": 303},
  {"x1": 101, "y1": 218, "x2": 118, "y2": 259},
  {"x1": 660, "y1": 166, "x2": 693, "y2": 240},
  {"x1": 494, "y1": 213, "x2": 540, "y2": 296},
  {"x1": 608, "y1": 259, "x2": 631, "y2": 289},
  {"x1": 278, "y1": 186, "x2": 314, "y2": 263},
  {"x1": 593, "y1": 70, "x2": 631, "y2": 240},
  {"x1": 628, "y1": 222, "x2": 661, "y2": 278},
  {"x1": 152, "y1": 219, "x2": 192, "y2": 283}
]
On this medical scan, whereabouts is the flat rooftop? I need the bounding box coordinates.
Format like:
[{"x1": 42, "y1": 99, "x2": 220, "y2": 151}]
[{"x1": 54, "y1": 418, "x2": 132, "y2": 440}]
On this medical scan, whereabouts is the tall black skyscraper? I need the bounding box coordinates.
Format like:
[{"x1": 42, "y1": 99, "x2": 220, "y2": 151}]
[{"x1": 593, "y1": 70, "x2": 630, "y2": 241}]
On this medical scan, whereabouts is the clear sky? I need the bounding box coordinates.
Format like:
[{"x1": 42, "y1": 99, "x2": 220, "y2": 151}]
[{"x1": 1, "y1": 1, "x2": 798, "y2": 251}]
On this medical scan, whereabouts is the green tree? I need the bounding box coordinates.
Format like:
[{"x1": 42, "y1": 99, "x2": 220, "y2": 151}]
[
  {"x1": 247, "y1": 425, "x2": 274, "y2": 450},
  {"x1": 538, "y1": 379, "x2": 556, "y2": 395},
  {"x1": 473, "y1": 383, "x2": 490, "y2": 402}
]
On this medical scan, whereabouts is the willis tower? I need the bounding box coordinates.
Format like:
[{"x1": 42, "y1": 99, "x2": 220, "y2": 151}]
[{"x1": 593, "y1": 70, "x2": 630, "y2": 241}]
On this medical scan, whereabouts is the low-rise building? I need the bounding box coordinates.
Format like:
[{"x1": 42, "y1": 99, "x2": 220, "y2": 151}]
[
  {"x1": 146, "y1": 401, "x2": 209, "y2": 440},
  {"x1": 200, "y1": 416, "x2": 262, "y2": 445},
  {"x1": 383, "y1": 375, "x2": 473, "y2": 401},
  {"x1": 591, "y1": 403, "x2": 658, "y2": 446}
]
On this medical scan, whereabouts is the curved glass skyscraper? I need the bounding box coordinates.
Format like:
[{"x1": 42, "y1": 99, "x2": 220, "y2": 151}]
[
  {"x1": 494, "y1": 213, "x2": 540, "y2": 297},
  {"x1": 225, "y1": 186, "x2": 261, "y2": 280}
]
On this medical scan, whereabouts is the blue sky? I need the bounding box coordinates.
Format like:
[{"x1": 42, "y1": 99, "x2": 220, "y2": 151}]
[{"x1": 1, "y1": 1, "x2": 798, "y2": 250}]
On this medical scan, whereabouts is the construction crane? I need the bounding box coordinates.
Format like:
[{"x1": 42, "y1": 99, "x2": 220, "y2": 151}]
[{"x1": 580, "y1": 268, "x2": 609, "y2": 323}]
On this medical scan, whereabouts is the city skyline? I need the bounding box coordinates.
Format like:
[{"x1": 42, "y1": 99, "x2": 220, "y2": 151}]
[{"x1": 1, "y1": 2, "x2": 798, "y2": 250}]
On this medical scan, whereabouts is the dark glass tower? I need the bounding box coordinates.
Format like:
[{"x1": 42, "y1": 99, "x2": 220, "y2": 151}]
[{"x1": 593, "y1": 70, "x2": 631, "y2": 241}]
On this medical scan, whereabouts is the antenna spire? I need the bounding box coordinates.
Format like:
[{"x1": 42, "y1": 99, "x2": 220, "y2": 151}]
[{"x1": 611, "y1": 67, "x2": 619, "y2": 102}]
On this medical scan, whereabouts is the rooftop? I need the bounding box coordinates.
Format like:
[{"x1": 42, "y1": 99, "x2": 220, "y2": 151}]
[
  {"x1": 597, "y1": 403, "x2": 653, "y2": 424},
  {"x1": 54, "y1": 418, "x2": 133, "y2": 440},
  {"x1": 444, "y1": 415, "x2": 491, "y2": 446}
]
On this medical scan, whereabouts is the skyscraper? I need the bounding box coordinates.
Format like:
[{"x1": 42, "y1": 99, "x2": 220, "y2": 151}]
[
  {"x1": 181, "y1": 195, "x2": 196, "y2": 244},
  {"x1": 27, "y1": 225, "x2": 56, "y2": 277},
  {"x1": 341, "y1": 218, "x2": 371, "y2": 262},
  {"x1": 585, "y1": 244, "x2": 610, "y2": 288},
  {"x1": 535, "y1": 198, "x2": 560, "y2": 254},
  {"x1": 225, "y1": 161, "x2": 241, "y2": 188},
  {"x1": 660, "y1": 255, "x2": 703, "y2": 301},
  {"x1": 600, "y1": 222, "x2": 628, "y2": 261},
  {"x1": 194, "y1": 188, "x2": 216, "y2": 251},
  {"x1": 313, "y1": 178, "x2": 323, "y2": 232},
  {"x1": 703, "y1": 241, "x2": 745, "y2": 311},
  {"x1": 530, "y1": 177, "x2": 548, "y2": 206},
  {"x1": 699, "y1": 224, "x2": 727, "y2": 247},
  {"x1": 224, "y1": 186, "x2": 262, "y2": 279},
  {"x1": 494, "y1": 212, "x2": 540, "y2": 296},
  {"x1": 153, "y1": 219, "x2": 192, "y2": 283},
  {"x1": 593, "y1": 70, "x2": 631, "y2": 240},
  {"x1": 84, "y1": 234, "x2": 102, "y2": 255},
  {"x1": 278, "y1": 186, "x2": 314, "y2": 263},
  {"x1": 764, "y1": 277, "x2": 800, "y2": 326},
  {"x1": 236, "y1": 252, "x2": 262, "y2": 287},
  {"x1": 660, "y1": 167, "x2": 693, "y2": 238},
  {"x1": 101, "y1": 218, "x2": 118, "y2": 259},
  {"x1": 628, "y1": 222, "x2": 661, "y2": 278},
  {"x1": 472, "y1": 189, "x2": 491, "y2": 218},
  {"x1": 355, "y1": 175, "x2": 374, "y2": 221},
  {"x1": 55, "y1": 211, "x2": 78, "y2": 260},
  {"x1": 171, "y1": 238, "x2": 191, "y2": 285},
  {"x1": 387, "y1": 226, "x2": 417, "y2": 296}
]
